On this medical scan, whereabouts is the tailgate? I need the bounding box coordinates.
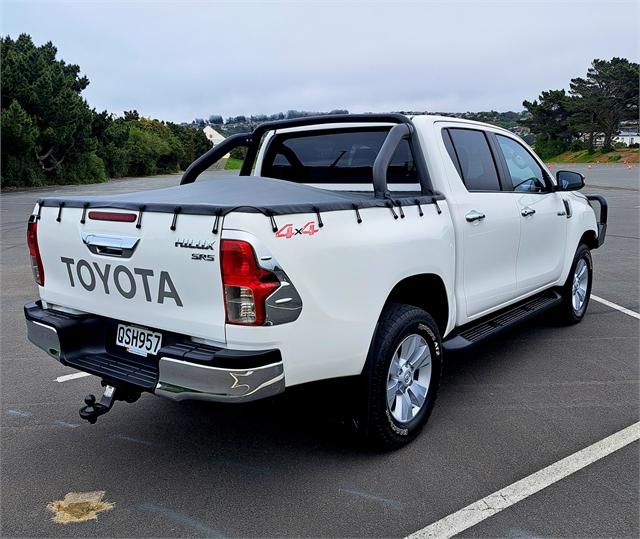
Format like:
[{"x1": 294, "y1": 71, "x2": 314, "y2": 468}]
[{"x1": 36, "y1": 205, "x2": 226, "y2": 343}]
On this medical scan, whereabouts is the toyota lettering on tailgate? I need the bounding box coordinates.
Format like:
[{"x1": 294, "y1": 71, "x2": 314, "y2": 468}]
[{"x1": 59, "y1": 257, "x2": 183, "y2": 306}]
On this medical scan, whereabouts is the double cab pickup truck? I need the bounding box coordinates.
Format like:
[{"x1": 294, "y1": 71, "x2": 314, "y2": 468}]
[{"x1": 25, "y1": 114, "x2": 607, "y2": 448}]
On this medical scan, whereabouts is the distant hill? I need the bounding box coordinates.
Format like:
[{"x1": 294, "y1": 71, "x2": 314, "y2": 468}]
[
  {"x1": 400, "y1": 110, "x2": 532, "y2": 142},
  {"x1": 188, "y1": 109, "x2": 532, "y2": 143}
]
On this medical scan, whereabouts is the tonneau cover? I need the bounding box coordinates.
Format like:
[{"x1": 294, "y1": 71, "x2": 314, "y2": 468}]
[{"x1": 38, "y1": 176, "x2": 438, "y2": 217}]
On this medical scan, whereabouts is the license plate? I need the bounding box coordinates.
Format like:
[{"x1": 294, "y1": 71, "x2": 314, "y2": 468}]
[{"x1": 116, "y1": 324, "x2": 162, "y2": 357}]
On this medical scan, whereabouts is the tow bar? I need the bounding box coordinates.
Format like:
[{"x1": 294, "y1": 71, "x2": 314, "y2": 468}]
[{"x1": 79, "y1": 382, "x2": 141, "y2": 424}]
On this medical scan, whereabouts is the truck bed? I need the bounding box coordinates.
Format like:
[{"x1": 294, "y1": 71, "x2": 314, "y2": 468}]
[{"x1": 37, "y1": 176, "x2": 439, "y2": 218}]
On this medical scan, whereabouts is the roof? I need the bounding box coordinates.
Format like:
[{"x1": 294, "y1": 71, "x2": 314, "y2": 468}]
[{"x1": 409, "y1": 114, "x2": 515, "y2": 135}]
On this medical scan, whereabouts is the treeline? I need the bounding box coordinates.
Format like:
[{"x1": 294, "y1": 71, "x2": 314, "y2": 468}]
[
  {"x1": 428, "y1": 111, "x2": 531, "y2": 141},
  {"x1": 192, "y1": 110, "x2": 350, "y2": 137},
  {"x1": 3, "y1": 34, "x2": 637, "y2": 188},
  {"x1": 1, "y1": 34, "x2": 211, "y2": 188},
  {"x1": 521, "y1": 58, "x2": 639, "y2": 159},
  {"x1": 195, "y1": 109, "x2": 349, "y2": 126},
  {"x1": 198, "y1": 109, "x2": 530, "y2": 142}
]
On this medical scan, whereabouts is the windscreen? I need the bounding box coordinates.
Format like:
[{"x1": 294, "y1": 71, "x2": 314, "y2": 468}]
[{"x1": 261, "y1": 128, "x2": 418, "y2": 185}]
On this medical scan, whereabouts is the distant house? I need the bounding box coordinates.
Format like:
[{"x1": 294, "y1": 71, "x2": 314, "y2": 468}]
[
  {"x1": 202, "y1": 126, "x2": 229, "y2": 170},
  {"x1": 614, "y1": 131, "x2": 639, "y2": 146},
  {"x1": 203, "y1": 126, "x2": 225, "y2": 146}
]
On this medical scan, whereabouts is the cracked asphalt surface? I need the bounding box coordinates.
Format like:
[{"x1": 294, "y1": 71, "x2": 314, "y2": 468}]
[{"x1": 1, "y1": 165, "x2": 638, "y2": 538}]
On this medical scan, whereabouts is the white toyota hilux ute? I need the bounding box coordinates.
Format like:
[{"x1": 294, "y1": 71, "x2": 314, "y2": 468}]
[{"x1": 25, "y1": 114, "x2": 607, "y2": 448}]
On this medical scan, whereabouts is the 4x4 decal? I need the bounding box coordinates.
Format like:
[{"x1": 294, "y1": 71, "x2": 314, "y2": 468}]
[{"x1": 275, "y1": 221, "x2": 320, "y2": 239}]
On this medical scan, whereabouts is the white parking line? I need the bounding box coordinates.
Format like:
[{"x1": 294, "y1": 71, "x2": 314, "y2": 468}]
[
  {"x1": 55, "y1": 372, "x2": 92, "y2": 383},
  {"x1": 591, "y1": 295, "x2": 640, "y2": 320},
  {"x1": 407, "y1": 422, "x2": 640, "y2": 539}
]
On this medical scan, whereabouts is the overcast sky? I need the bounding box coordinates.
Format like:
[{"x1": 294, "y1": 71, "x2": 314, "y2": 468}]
[{"x1": 2, "y1": 0, "x2": 638, "y2": 122}]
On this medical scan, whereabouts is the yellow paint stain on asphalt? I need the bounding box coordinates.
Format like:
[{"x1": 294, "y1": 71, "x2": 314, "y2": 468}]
[{"x1": 47, "y1": 491, "x2": 114, "y2": 524}]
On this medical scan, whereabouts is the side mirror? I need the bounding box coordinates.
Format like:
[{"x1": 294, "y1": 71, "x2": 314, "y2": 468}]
[{"x1": 556, "y1": 170, "x2": 585, "y2": 191}]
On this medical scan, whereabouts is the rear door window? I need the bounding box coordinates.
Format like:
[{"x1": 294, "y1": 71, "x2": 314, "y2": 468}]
[
  {"x1": 261, "y1": 128, "x2": 418, "y2": 185},
  {"x1": 445, "y1": 128, "x2": 502, "y2": 192}
]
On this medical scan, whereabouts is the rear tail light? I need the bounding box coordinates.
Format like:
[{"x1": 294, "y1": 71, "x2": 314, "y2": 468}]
[
  {"x1": 221, "y1": 240, "x2": 279, "y2": 325},
  {"x1": 27, "y1": 220, "x2": 44, "y2": 286}
]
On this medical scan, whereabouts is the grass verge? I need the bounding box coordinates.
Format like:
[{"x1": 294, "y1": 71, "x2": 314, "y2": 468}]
[
  {"x1": 546, "y1": 148, "x2": 639, "y2": 164},
  {"x1": 224, "y1": 158, "x2": 243, "y2": 170}
]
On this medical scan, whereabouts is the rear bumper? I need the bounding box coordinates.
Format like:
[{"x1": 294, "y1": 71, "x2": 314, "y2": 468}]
[
  {"x1": 24, "y1": 301, "x2": 285, "y2": 403},
  {"x1": 154, "y1": 358, "x2": 284, "y2": 402}
]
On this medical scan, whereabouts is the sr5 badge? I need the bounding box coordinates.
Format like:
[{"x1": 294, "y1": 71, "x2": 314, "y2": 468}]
[{"x1": 191, "y1": 253, "x2": 215, "y2": 261}]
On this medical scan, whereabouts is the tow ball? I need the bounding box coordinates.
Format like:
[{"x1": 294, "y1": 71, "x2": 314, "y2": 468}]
[{"x1": 79, "y1": 382, "x2": 140, "y2": 424}]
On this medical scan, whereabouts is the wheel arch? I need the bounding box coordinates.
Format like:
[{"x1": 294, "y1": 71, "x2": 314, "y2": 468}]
[
  {"x1": 579, "y1": 229, "x2": 599, "y2": 250},
  {"x1": 558, "y1": 228, "x2": 598, "y2": 287},
  {"x1": 382, "y1": 273, "x2": 450, "y2": 335}
]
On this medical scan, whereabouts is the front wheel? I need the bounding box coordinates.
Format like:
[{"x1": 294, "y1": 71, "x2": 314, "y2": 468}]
[
  {"x1": 362, "y1": 303, "x2": 442, "y2": 449},
  {"x1": 557, "y1": 244, "x2": 593, "y2": 325}
]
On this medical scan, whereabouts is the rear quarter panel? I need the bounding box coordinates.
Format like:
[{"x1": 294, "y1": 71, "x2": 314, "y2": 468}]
[{"x1": 222, "y1": 202, "x2": 455, "y2": 387}]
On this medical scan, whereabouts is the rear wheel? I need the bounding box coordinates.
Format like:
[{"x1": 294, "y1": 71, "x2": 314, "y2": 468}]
[
  {"x1": 557, "y1": 244, "x2": 593, "y2": 324},
  {"x1": 362, "y1": 303, "x2": 442, "y2": 449}
]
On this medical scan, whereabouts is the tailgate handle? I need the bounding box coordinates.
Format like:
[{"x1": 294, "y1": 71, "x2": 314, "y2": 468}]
[{"x1": 82, "y1": 233, "x2": 139, "y2": 258}]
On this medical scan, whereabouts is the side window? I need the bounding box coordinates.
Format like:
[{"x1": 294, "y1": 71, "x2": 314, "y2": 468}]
[
  {"x1": 442, "y1": 129, "x2": 463, "y2": 178},
  {"x1": 447, "y1": 128, "x2": 501, "y2": 191},
  {"x1": 496, "y1": 135, "x2": 547, "y2": 193}
]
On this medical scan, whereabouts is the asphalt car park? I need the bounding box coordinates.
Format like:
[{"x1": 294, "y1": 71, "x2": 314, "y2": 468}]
[{"x1": 1, "y1": 164, "x2": 638, "y2": 538}]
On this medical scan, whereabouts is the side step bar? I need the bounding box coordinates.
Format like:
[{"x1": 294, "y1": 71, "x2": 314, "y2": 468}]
[{"x1": 443, "y1": 291, "x2": 562, "y2": 352}]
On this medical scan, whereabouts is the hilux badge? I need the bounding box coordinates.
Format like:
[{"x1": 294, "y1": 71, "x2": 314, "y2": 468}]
[{"x1": 174, "y1": 239, "x2": 215, "y2": 250}]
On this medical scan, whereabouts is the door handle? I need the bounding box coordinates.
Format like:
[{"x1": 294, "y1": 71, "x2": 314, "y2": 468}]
[
  {"x1": 82, "y1": 233, "x2": 139, "y2": 258},
  {"x1": 521, "y1": 207, "x2": 536, "y2": 217},
  {"x1": 465, "y1": 210, "x2": 486, "y2": 223}
]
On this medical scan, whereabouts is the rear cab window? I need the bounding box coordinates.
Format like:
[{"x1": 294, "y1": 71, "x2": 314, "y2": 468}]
[{"x1": 260, "y1": 128, "x2": 420, "y2": 191}]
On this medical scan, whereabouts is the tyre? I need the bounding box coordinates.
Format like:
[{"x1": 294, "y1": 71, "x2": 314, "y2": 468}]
[
  {"x1": 557, "y1": 244, "x2": 593, "y2": 325},
  {"x1": 362, "y1": 303, "x2": 442, "y2": 449}
]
